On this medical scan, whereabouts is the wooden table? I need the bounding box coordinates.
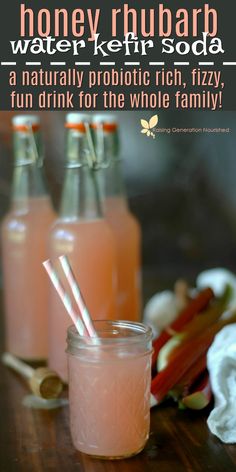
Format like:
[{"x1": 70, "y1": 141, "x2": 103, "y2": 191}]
[{"x1": 0, "y1": 305, "x2": 236, "y2": 471}]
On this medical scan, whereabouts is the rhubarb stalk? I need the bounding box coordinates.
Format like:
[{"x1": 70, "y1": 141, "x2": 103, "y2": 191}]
[
  {"x1": 152, "y1": 287, "x2": 214, "y2": 369},
  {"x1": 151, "y1": 311, "x2": 236, "y2": 403},
  {"x1": 169, "y1": 354, "x2": 207, "y2": 400},
  {"x1": 165, "y1": 296, "x2": 229, "y2": 367}
]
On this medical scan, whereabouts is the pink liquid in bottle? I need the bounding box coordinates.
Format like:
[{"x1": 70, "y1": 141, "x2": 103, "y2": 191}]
[
  {"x1": 92, "y1": 116, "x2": 142, "y2": 321},
  {"x1": 48, "y1": 114, "x2": 117, "y2": 381},
  {"x1": 2, "y1": 197, "x2": 55, "y2": 359},
  {"x1": 49, "y1": 219, "x2": 117, "y2": 381},
  {"x1": 1, "y1": 116, "x2": 55, "y2": 360},
  {"x1": 105, "y1": 196, "x2": 141, "y2": 321}
]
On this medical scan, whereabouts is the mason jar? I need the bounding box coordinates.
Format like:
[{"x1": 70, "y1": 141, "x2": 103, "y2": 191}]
[{"x1": 67, "y1": 320, "x2": 152, "y2": 459}]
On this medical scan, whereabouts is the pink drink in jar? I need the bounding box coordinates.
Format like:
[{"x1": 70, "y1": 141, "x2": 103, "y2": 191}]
[{"x1": 67, "y1": 321, "x2": 152, "y2": 459}]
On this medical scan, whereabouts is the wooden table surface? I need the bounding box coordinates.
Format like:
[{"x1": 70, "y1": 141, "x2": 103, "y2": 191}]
[{"x1": 0, "y1": 295, "x2": 236, "y2": 472}]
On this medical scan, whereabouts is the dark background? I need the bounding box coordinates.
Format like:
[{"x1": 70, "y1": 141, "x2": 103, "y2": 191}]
[{"x1": 0, "y1": 111, "x2": 236, "y2": 301}]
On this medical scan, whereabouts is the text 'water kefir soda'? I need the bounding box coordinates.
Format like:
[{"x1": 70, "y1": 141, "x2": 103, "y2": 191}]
[
  {"x1": 92, "y1": 115, "x2": 142, "y2": 322},
  {"x1": 48, "y1": 113, "x2": 117, "y2": 381},
  {"x1": 1, "y1": 115, "x2": 55, "y2": 360}
]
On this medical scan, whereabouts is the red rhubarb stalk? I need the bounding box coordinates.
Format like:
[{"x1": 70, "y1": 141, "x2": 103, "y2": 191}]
[
  {"x1": 169, "y1": 354, "x2": 207, "y2": 400},
  {"x1": 166, "y1": 287, "x2": 231, "y2": 365},
  {"x1": 151, "y1": 312, "x2": 236, "y2": 403},
  {"x1": 152, "y1": 288, "x2": 214, "y2": 369}
]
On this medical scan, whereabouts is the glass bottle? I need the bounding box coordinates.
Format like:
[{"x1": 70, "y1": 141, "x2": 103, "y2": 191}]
[
  {"x1": 92, "y1": 115, "x2": 142, "y2": 322},
  {"x1": 48, "y1": 113, "x2": 117, "y2": 381},
  {"x1": 1, "y1": 115, "x2": 55, "y2": 360}
]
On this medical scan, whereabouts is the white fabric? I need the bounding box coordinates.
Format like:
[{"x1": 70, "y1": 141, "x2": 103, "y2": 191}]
[
  {"x1": 144, "y1": 291, "x2": 181, "y2": 337},
  {"x1": 207, "y1": 324, "x2": 236, "y2": 443},
  {"x1": 197, "y1": 268, "x2": 236, "y2": 305}
]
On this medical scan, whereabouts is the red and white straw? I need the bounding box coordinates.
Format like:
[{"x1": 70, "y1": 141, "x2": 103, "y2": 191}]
[
  {"x1": 43, "y1": 259, "x2": 87, "y2": 336},
  {"x1": 59, "y1": 255, "x2": 97, "y2": 338}
]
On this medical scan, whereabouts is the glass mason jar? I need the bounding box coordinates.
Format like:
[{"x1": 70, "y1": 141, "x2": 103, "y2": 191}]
[{"x1": 66, "y1": 320, "x2": 152, "y2": 460}]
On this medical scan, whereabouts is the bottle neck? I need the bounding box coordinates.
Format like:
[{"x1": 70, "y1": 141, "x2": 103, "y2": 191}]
[
  {"x1": 105, "y1": 160, "x2": 127, "y2": 201},
  {"x1": 14, "y1": 129, "x2": 42, "y2": 165},
  {"x1": 60, "y1": 129, "x2": 103, "y2": 220},
  {"x1": 95, "y1": 129, "x2": 127, "y2": 201},
  {"x1": 11, "y1": 130, "x2": 49, "y2": 212}
]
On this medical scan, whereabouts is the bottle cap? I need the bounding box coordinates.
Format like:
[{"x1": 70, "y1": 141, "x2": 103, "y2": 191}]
[
  {"x1": 12, "y1": 115, "x2": 40, "y2": 132},
  {"x1": 65, "y1": 113, "x2": 91, "y2": 133},
  {"x1": 92, "y1": 114, "x2": 118, "y2": 132}
]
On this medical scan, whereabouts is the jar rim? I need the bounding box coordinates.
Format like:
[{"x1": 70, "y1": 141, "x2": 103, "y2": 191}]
[{"x1": 67, "y1": 320, "x2": 152, "y2": 348}]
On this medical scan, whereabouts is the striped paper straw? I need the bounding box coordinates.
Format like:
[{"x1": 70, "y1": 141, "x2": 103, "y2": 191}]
[
  {"x1": 43, "y1": 260, "x2": 87, "y2": 336},
  {"x1": 59, "y1": 255, "x2": 97, "y2": 338}
]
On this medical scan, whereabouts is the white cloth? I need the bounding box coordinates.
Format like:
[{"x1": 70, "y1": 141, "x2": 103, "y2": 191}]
[{"x1": 207, "y1": 324, "x2": 236, "y2": 443}]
